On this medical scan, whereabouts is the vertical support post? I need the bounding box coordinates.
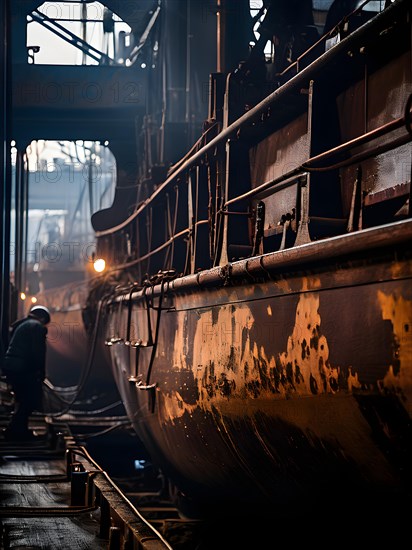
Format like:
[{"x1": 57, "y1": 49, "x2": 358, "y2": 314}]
[
  {"x1": 219, "y1": 140, "x2": 231, "y2": 265},
  {"x1": 99, "y1": 495, "x2": 111, "y2": 539},
  {"x1": 347, "y1": 165, "x2": 363, "y2": 232},
  {"x1": 185, "y1": 168, "x2": 196, "y2": 274},
  {"x1": 193, "y1": 164, "x2": 210, "y2": 271},
  {"x1": 65, "y1": 448, "x2": 74, "y2": 479},
  {"x1": 108, "y1": 526, "x2": 121, "y2": 550},
  {"x1": 86, "y1": 472, "x2": 96, "y2": 507},
  {"x1": 216, "y1": 0, "x2": 225, "y2": 73},
  {"x1": 294, "y1": 174, "x2": 311, "y2": 246},
  {"x1": 22, "y1": 152, "x2": 29, "y2": 299},
  {"x1": 294, "y1": 79, "x2": 314, "y2": 247},
  {"x1": 0, "y1": 0, "x2": 11, "y2": 352},
  {"x1": 219, "y1": 139, "x2": 252, "y2": 265},
  {"x1": 13, "y1": 145, "x2": 29, "y2": 320},
  {"x1": 71, "y1": 470, "x2": 88, "y2": 506},
  {"x1": 14, "y1": 149, "x2": 23, "y2": 312}
]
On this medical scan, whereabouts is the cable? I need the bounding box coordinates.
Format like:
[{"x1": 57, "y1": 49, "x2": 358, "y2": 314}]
[
  {"x1": 73, "y1": 420, "x2": 131, "y2": 440},
  {"x1": 61, "y1": 400, "x2": 124, "y2": 416},
  {"x1": 43, "y1": 290, "x2": 114, "y2": 417},
  {"x1": 44, "y1": 381, "x2": 81, "y2": 393},
  {"x1": 44, "y1": 378, "x2": 125, "y2": 415}
]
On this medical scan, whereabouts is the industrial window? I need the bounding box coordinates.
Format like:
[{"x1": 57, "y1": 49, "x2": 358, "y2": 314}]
[{"x1": 26, "y1": 1, "x2": 133, "y2": 65}]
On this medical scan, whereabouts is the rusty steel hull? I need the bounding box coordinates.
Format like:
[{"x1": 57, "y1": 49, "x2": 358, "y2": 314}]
[
  {"x1": 105, "y1": 223, "x2": 412, "y2": 514},
  {"x1": 91, "y1": 2, "x2": 412, "y2": 517}
]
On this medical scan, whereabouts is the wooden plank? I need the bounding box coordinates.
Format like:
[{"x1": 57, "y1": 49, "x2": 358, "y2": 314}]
[
  {"x1": 0, "y1": 459, "x2": 65, "y2": 477},
  {"x1": 0, "y1": 482, "x2": 70, "y2": 507},
  {"x1": 2, "y1": 516, "x2": 107, "y2": 549}
]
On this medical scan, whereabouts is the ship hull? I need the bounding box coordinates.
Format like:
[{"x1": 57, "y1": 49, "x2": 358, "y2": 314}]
[
  {"x1": 92, "y1": 1, "x2": 412, "y2": 517},
  {"x1": 105, "y1": 223, "x2": 412, "y2": 514},
  {"x1": 37, "y1": 283, "x2": 120, "y2": 407}
]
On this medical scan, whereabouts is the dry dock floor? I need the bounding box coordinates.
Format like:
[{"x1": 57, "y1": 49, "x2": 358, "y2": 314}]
[{"x1": 0, "y1": 411, "x2": 171, "y2": 550}]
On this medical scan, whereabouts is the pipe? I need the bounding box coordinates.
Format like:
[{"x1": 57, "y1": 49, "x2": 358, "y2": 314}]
[
  {"x1": 304, "y1": 115, "x2": 405, "y2": 166},
  {"x1": 110, "y1": 218, "x2": 412, "y2": 302},
  {"x1": 217, "y1": 0, "x2": 225, "y2": 73},
  {"x1": 95, "y1": 0, "x2": 408, "y2": 238}
]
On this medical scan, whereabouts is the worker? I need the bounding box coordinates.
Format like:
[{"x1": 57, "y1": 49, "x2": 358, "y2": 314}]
[{"x1": 1, "y1": 305, "x2": 50, "y2": 441}]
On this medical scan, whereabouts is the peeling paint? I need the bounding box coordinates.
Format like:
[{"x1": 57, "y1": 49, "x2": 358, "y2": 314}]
[
  {"x1": 377, "y1": 291, "x2": 412, "y2": 414},
  {"x1": 347, "y1": 367, "x2": 362, "y2": 392},
  {"x1": 162, "y1": 291, "x2": 349, "y2": 422},
  {"x1": 277, "y1": 294, "x2": 339, "y2": 397},
  {"x1": 154, "y1": 282, "x2": 412, "y2": 427}
]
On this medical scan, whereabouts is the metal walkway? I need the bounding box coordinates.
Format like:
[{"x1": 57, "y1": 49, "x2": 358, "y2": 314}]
[{"x1": 0, "y1": 409, "x2": 171, "y2": 550}]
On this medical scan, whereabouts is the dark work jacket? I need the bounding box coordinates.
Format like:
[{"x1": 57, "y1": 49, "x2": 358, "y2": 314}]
[{"x1": 2, "y1": 316, "x2": 47, "y2": 381}]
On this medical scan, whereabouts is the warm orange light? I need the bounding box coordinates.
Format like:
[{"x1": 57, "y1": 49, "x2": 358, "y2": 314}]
[
  {"x1": 31, "y1": 296, "x2": 38, "y2": 304},
  {"x1": 93, "y1": 258, "x2": 106, "y2": 273},
  {"x1": 20, "y1": 292, "x2": 26, "y2": 300}
]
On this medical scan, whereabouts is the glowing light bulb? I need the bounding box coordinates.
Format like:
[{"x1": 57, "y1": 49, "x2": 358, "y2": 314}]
[
  {"x1": 31, "y1": 296, "x2": 38, "y2": 304},
  {"x1": 93, "y1": 258, "x2": 106, "y2": 273},
  {"x1": 20, "y1": 292, "x2": 26, "y2": 300}
]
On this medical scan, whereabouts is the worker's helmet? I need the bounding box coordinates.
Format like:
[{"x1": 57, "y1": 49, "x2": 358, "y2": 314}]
[{"x1": 29, "y1": 305, "x2": 51, "y2": 325}]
